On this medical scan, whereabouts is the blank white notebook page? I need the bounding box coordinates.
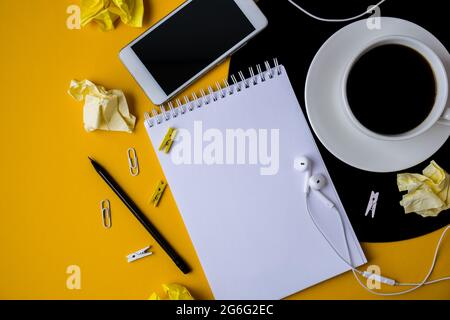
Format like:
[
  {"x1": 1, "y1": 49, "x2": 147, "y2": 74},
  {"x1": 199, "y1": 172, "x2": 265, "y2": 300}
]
[{"x1": 144, "y1": 65, "x2": 366, "y2": 300}]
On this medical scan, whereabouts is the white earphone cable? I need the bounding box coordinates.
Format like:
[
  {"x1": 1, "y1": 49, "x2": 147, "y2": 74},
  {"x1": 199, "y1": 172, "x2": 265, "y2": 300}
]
[
  {"x1": 287, "y1": 0, "x2": 387, "y2": 23},
  {"x1": 305, "y1": 193, "x2": 450, "y2": 296},
  {"x1": 305, "y1": 194, "x2": 357, "y2": 271}
]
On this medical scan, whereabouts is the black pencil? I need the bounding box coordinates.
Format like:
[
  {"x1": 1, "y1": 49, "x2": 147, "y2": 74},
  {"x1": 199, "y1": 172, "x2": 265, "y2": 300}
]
[{"x1": 89, "y1": 157, "x2": 190, "y2": 274}]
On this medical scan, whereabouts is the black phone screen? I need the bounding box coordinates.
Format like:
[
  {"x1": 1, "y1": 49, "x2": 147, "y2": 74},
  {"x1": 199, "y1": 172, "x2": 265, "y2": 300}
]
[{"x1": 131, "y1": 0, "x2": 255, "y2": 95}]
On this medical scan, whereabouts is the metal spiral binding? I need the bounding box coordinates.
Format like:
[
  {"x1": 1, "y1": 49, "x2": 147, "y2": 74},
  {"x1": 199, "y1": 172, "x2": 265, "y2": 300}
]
[{"x1": 144, "y1": 58, "x2": 282, "y2": 128}]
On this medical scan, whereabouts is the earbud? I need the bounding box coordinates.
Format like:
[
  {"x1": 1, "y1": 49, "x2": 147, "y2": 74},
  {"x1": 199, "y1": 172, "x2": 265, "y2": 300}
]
[
  {"x1": 295, "y1": 157, "x2": 335, "y2": 208},
  {"x1": 308, "y1": 174, "x2": 335, "y2": 209},
  {"x1": 309, "y1": 174, "x2": 327, "y2": 190},
  {"x1": 294, "y1": 156, "x2": 311, "y2": 193}
]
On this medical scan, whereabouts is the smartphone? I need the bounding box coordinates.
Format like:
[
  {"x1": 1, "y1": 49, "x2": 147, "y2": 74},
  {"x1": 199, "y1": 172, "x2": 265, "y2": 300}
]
[{"x1": 119, "y1": 0, "x2": 268, "y2": 105}]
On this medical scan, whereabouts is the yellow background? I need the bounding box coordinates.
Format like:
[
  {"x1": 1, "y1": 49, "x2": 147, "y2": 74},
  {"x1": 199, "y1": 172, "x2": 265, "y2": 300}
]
[{"x1": 0, "y1": 0, "x2": 448, "y2": 299}]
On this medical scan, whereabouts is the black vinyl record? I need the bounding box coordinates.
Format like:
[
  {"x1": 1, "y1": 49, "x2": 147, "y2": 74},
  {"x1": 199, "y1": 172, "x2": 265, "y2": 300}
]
[{"x1": 229, "y1": 0, "x2": 450, "y2": 242}]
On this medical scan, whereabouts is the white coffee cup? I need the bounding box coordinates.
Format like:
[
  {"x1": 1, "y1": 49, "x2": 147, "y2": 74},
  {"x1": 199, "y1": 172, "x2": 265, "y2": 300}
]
[{"x1": 341, "y1": 35, "x2": 450, "y2": 141}]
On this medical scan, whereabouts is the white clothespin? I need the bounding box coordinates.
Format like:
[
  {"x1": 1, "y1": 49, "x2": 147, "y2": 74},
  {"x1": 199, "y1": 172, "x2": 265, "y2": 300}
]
[
  {"x1": 365, "y1": 191, "x2": 379, "y2": 218},
  {"x1": 127, "y1": 246, "x2": 152, "y2": 263}
]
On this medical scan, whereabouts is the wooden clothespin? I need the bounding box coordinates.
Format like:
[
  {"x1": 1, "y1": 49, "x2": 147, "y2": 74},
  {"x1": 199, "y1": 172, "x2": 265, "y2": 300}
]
[
  {"x1": 159, "y1": 127, "x2": 177, "y2": 153},
  {"x1": 150, "y1": 180, "x2": 167, "y2": 207}
]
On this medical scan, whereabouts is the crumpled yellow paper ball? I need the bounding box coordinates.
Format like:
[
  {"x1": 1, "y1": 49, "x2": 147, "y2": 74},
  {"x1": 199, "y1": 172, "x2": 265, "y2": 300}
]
[
  {"x1": 68, "y1": 79, "x2": 136, "y2": 133},
  {"x1": 149, "y1": 284, "x2": 194, "y2": 300},
  {"x1": 81, "y1": 0, "x2": 144, "y2": 31},
  {"x1": 397, "y1": 161, "x2": 450, "y2": 217}
]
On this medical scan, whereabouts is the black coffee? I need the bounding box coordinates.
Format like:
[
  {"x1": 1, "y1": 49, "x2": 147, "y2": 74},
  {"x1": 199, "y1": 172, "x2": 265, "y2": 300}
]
[{"x1": 346, "y1": 44, "x2": 436, "y2": 135}]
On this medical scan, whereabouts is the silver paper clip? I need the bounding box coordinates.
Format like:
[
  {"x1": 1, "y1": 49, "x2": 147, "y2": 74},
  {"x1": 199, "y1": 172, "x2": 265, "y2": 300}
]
[
  {"x1": 100, "y1": 199, "x2": 112, "y2": 228},
  {"x1": 127, "y1": 246, "x2": 153, "y2": 263},
  {"x1": 365, "y1": 191, "x2": 379, "y2": 218},
  {"x1": 127, "y1": 147, "x2": 139, "y2": 176}
]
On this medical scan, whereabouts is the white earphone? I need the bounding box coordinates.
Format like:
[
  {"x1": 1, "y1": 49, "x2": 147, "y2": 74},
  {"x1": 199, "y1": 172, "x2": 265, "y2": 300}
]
[
  {"x1": 294, "y1": 156, "x2": 311, "y2": 193},
  {"x1": 294, "y1": 157, "x2": 335, "y2": 208},
  {"x1": 309, "y1": 174, "x2": 335, "y2": 209},
  {"x1": 294, "y1": 156, "x2": 450, "y2": 296}
]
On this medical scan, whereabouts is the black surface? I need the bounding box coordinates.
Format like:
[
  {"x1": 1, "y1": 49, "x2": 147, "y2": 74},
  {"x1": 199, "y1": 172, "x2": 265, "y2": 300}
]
[
  {"x1": 229, "y1": 0, "x2": 450, "y2": 242},
  {"x1": 3, "y1": 300, "x2": 449, "y2": 317},
  {"x1": 132, "y1": 0, "x2": 254, "y2": 95}
]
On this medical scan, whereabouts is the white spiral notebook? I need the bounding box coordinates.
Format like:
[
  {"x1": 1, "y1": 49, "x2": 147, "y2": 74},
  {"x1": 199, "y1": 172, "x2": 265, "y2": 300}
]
[{"x1": 144, "y1": 60, "x2": 366, "y2": 300}]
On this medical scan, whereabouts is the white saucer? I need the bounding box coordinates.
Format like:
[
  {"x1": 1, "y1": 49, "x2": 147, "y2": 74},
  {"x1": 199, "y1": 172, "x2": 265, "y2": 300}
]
[{"x1": 305, "y1": 18, "x2": 450, "y2": 172}]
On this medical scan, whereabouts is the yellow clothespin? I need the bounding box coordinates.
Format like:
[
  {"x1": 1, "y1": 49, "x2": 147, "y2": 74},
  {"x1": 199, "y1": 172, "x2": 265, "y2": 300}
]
[
  {"x1": 159, "y1": 128, "x2": 177, "y2": 153},
  {"x1": 151, "y1": 181, "x2": 167, "y2": 207}
]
